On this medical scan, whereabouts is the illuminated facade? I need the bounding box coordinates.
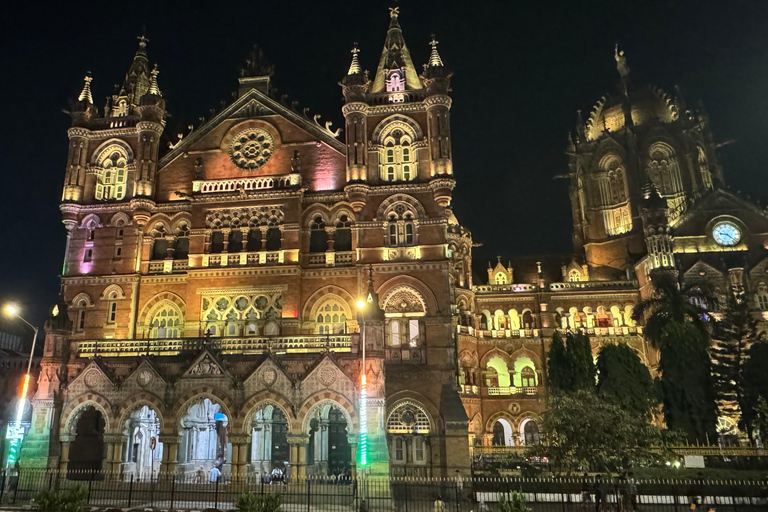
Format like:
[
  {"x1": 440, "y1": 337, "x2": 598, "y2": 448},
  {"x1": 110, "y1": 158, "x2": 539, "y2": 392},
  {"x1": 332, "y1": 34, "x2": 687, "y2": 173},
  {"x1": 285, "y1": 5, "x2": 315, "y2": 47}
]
[{"x1": 22, "y1": 12, "x2": 768, "y2": 474}]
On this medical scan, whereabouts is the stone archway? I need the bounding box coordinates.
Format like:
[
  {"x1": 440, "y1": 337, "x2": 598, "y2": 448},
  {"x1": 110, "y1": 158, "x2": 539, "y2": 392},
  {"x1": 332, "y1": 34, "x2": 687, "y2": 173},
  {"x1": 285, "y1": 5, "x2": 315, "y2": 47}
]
[
  {"x1": 304, "y1": 401, "x2": 352, "y2": 477},
  {"x1": 120, "y1": 405, "x2": 163, "y2": 481},
  {"x1": 177, "y1": 398, "x2": 232, "y2": 477},
  {"x1": 68, "y1": 406, "x2": 106, "y2": 476}
]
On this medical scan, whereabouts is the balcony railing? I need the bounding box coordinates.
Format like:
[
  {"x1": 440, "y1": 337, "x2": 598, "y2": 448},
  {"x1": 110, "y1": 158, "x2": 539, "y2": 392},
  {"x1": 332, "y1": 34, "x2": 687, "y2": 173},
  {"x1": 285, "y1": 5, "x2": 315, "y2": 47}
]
[
  {"x1": 486, "y1": 386, "x2": 539, "y2": 396},
  {"x1": 75, "y1": 335, "x2": 352, "y2": 357},
  {"x1": 475, "y1": 326, "x2": 643, "y2": 339},
  {"x1": 477, "y1": 329, "x2": 538, "y2": 339},
  {"x1": 192, "y1": 173, "x2": 301, "y2": 194}
]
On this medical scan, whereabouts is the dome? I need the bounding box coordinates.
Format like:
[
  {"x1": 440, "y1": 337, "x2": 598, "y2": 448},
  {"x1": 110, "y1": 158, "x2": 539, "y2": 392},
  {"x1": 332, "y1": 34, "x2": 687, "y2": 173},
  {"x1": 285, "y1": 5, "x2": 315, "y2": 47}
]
[{"x1": 585, "y1": 85, "x2": 679, "y2": 141}]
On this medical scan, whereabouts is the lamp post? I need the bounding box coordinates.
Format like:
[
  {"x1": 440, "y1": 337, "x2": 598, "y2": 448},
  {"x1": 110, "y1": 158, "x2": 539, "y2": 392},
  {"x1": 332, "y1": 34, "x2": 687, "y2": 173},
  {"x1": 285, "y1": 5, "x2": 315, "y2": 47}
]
[
  {"x1": 355, "y1": 298, "x2": 368, "y2": 497},
  {"x1": 4, "y1": 304, "x2": 40, "y2": 467}
]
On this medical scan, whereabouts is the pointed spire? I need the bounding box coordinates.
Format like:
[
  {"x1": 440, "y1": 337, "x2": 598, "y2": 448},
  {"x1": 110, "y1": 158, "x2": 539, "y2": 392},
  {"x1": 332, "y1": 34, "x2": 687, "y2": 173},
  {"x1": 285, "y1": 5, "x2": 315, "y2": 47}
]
[
  {"x1": 428, "y1": 35, "x2": 444, "y2": 67},
  {"x1": 78, "y1": 73, "x2": 94, "y2": 104},
  {"x1": 124, "y1": 34, "x2": 152, "y2": 106},
  {"x1": 371, "y1": 7, "x2": 423, "y2": 93},
  {"x1": 148, "y1": 64, "x2": 161, "y2": 96},
  {"x1": 348, "y1": 43, "x2": 361, "y2": 75}
]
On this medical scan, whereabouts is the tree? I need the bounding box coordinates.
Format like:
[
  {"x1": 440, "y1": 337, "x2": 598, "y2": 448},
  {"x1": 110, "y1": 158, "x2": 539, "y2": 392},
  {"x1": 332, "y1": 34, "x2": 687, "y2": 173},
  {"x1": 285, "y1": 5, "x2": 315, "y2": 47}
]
[
  {"x1": 567, "y1": 331, "x2": 596, "y2": 392},
  {"x1": 547, "y1": 331, "x2": 572, "y2": 392},
  {"x1": 712, "y1": 292, "x2": 761, "y2": 442},
  {"x1": 596, "y1": 343, "x2": 657, "y2": 417},
  {"x1": 538, "y1": 390, "x2": 669, "y2": 473},
  {"x1": 633, "y1": 273, "x2": 717, "y2": 442},
  {"x1": 741, "y1": 340, "x2": 768, "y2": 441}
]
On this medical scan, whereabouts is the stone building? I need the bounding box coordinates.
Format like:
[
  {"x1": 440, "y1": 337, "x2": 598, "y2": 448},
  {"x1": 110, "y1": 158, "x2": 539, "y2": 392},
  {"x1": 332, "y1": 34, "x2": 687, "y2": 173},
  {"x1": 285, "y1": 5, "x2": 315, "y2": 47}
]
[
  {"x1": 21, "y1": 11, "x2": 768, "y2": 476},
  {"x1": 23, "y1": 9, "x2": 469, "y2": 478}
]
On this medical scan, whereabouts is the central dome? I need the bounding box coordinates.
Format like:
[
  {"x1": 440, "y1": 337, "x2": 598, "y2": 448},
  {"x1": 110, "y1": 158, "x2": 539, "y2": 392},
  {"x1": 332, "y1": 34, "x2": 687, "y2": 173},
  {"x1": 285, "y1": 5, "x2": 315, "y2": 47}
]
[{"x1": 585, "y1": 85, "x2": 680, "y2": 141}]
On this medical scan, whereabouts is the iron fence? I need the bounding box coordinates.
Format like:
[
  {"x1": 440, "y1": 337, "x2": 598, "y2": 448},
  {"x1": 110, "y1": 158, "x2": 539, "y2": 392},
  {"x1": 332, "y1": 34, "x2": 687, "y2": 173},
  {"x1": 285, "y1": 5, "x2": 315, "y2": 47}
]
[{"x1": 1, "y1": 469, "x2": 766, "y2": 511}]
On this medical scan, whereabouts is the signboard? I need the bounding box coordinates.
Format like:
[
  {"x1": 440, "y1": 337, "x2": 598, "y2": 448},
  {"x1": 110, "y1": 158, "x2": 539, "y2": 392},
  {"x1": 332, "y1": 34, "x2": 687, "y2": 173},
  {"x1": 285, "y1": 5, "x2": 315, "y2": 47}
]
[
  {"x1": 150, "y1": 436, "x2": 157, "y2": 451},
  {"x1": 683, "y1": 455, "x2": 705, "y2": 468}
]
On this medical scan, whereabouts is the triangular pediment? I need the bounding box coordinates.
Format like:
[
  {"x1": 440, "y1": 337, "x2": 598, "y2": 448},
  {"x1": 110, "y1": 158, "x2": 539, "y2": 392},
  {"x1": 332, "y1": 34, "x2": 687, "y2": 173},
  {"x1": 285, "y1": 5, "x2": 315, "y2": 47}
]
[
  {"x1": 300, "y1": 354, "x2": 355, "y2": 402},
  {"x1": 182, "y1": 350, "x2": 229, "y2": 379},
  {"x1": 125, "y1": 359, "x2": 167, "y2": 389},
  {"x1": 159, "y1": 88, "x2": 344, "y2": 167},
  {"x1": 244, "y1": 355, "x2": 293, "y2": 393},
  {"x1": 671, "y1": 189, "x2": 768, "y2": 236},
  {"x1": 682, "y1": 259, "x2": 725, "y2": 279},
  {"x1": 71, "y1": 361, "x2": 114, "y2": 390}
]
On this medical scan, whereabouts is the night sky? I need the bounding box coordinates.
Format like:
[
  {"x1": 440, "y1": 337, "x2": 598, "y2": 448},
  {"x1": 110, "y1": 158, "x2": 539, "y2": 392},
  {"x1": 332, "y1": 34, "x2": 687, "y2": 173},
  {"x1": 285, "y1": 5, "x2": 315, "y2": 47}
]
[{"x1": 2, "y1": 0, "x2": 768, "y2": 325}]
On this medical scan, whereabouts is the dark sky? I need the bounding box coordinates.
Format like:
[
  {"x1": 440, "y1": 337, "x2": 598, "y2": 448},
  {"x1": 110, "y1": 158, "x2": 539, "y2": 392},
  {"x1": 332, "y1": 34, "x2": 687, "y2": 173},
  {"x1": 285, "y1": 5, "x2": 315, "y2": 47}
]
[{"x1": 2, "y1": 0, "x2": 768, "y2": 325}]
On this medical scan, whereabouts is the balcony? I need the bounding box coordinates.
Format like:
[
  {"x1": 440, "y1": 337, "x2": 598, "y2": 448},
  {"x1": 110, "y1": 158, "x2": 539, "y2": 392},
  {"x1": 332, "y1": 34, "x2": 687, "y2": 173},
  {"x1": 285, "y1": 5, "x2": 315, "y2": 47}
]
[
  {"x1": 477, "y1": 329, "x2": 538, "y2": 339},
  {"x1": 486, "y1": 386, "x2": 539, "y2": 397},
  {"x1": 147, "y1": 260, "x2": 190, "y2": 275},
  {"x1": 74, "y1": 335, "x2": 352, "y2": 358},
  {"x1": 192, "y1": 173, "x2": 301, "y2": 194},
  {"x1": 203, "y1": 251, "x2": 285, "y2": 268}
]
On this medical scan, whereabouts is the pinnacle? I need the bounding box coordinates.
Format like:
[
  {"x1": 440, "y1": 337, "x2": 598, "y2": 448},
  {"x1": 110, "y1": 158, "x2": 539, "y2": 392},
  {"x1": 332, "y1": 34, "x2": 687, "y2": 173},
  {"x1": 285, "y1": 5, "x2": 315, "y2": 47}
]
[
  {"x1": 78, "y1": 73, "x2": 94, "y2": 104},
  {"x1": 348, "y1": 44, "x2": 361, "y2": 75},
  {"x1": 428, "y1": 35, "x2": 444, "y2": 67},
  {"x1": 148, "y1": 64, "x2": 161, "y2": 96}
]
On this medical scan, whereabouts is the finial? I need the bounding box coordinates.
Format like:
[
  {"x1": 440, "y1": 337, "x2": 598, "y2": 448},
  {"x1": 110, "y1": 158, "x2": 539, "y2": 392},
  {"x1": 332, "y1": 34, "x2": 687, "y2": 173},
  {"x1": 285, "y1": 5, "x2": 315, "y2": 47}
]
[
  {"x1": 429, "y1": 34, "x2": 444, "y2": 67},
  {"x1": 137, "y1": 34, "x2": 149, "y2": 48},
  {"x1": 148, "y1": 64, "x2": 161, "y2": 96},
  {"x1": 614, "y1": 42, "x2": 630, "y2": 79},
  {"x1": 389, "y1": 6, "x2": 399, "y2": 18},
  {"x1": 78, "y1": 73, "x2": 94, "y2": 104},
  {"x1": 348, "y1": 43, "x2": 361, "y2": 75}
]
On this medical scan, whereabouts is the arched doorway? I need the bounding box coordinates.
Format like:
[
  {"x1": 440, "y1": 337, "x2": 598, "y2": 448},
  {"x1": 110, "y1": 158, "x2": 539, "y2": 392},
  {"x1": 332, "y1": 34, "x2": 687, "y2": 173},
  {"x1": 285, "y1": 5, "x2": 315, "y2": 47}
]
[
  {"x1": 121, "y1": 406, "x2": 162, "y2": 481},
  {"x1": 68, "y1": 406, "x2": 106, "y2": 476},
  {"x1": 306, "y1": 403, "x2": 351, "y2": 477},
  {"x1": 520, "y1": 419, "x2": 540, "y2": 446},
  {"x1": 491, "y1": 418, "x2": 514, "y2": 446},
  {"x1": 177, "y1": 398, "x2": 231, "y2": 476},
  {"x1": 249, "y1": 405, "x2": 290, "y2": 478}
]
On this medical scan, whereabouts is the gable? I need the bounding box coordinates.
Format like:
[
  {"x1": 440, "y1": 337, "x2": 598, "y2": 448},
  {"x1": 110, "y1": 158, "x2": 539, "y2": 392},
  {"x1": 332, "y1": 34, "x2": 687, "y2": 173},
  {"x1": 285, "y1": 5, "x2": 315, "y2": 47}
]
[
  {"x1": 672, "y1": 189, "x2": 768, "y2": 238},
  {"x1": 300, "y1": 355, "x2": 355, "y2": 403},
  {"x1": 70, "y1": 362, "x2": 113, "y2": 393},
  {"x1": 182, "y1": 351, "x2": 228, "y2": 379},
  {"x1": 244, "y1": 356, "x2": 293, "y2": 397},
  {"x1": 125, "y1": 360, "x2": 166, "y2": 390}
]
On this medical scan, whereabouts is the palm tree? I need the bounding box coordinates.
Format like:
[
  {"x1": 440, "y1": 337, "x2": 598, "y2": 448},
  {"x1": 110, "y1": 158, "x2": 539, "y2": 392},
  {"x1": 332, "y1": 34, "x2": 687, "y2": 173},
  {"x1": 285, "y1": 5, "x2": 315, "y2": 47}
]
[{"x1": 632, "y1": 272, "x2": 717, "y2": 443}]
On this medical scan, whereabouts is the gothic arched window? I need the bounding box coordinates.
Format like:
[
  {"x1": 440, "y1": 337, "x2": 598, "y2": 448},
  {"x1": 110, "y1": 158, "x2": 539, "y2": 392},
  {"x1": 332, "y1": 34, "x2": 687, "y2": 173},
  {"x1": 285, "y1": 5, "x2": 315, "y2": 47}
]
[
  {"x1": 648, "y1": 142, "x2": 685, "y2": 211},
  {"x1": 174, "y1": 222, "x2": 190, "y2": 260},
  {"x1": 95, "y1": 150, "x2": 128, "y2": 201},
  {"x1": 379, "y1": 128, "x2": 417, "y2": 182},
  {"x1": 309, "y1": 215, "x2": 327, "y2": 253},
  {"x1": 148, "y1": 302, "x2": 183, "y2": 339},
  {"x1": 335, "y1": 214, "x2": 352, "y2": 252},
  {"x1": 698, "y1": 146, "x2": 713, "y2": 190},
  {"x1": 314, "y1": 296, "x2": 350, "y2": 335},
  {"x1": 386, "y1": 204, "x2": 416, "y2": 247},
  {"x1": 757, "y1": 283, "x2": 768, "y2": 311}
]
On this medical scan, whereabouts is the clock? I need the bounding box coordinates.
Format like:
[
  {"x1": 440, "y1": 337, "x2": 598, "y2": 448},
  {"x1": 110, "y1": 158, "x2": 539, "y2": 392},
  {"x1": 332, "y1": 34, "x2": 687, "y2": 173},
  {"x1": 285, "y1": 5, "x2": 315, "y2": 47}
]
[{"x1": 712, "y1": 221, "x2": 741, "y2": 246}]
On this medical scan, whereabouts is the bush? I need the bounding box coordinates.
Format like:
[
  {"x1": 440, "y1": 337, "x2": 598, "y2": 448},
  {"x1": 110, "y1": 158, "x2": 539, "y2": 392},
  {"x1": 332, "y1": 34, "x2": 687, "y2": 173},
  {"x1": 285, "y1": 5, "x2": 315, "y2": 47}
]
[
  {"x1": 35, "y1": 486, "x2": 88, "y2": 512},
  {"x1": 236, "y1": 492, "x2": 282, "y2": 512},
  {"x1": 498, "y1": 492, "x2": 530, "y2": 512}
]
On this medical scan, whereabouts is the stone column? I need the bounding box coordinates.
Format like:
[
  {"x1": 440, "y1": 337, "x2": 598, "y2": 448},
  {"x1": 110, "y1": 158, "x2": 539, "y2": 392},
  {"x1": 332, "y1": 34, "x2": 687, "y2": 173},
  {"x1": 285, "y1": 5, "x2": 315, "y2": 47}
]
[
  {"x1": 347, "y1": 434, "x2": 358, "y2": 475},
  {"x1": 159, "y1": 435, "x2": 179, "y2": 474},
  {"x1": 286, "y1": 435, "x2": 309, "y2": 480},
  {"x1": 59, "y1": 434, "x2": 74, "y2": 472},
  {"x1": 165, "y1": 235, "x2": 177, "y2": 259},
  {"x1": 222, "y1": 228, "x2": 231, "y2": 252},
  {"x1": 103, "y1": 434, "x2": 124, "y2": 474},
  {"x1": 229, "y1": 435, "x2": 249, "y2": 479},
  {"x1": 240, "y1": 228, "x2": 250, "y2": 252},
  {"x1": 325, "y1": 227, "x2": 336, "y2": 252},
  {"x1": 260, "y1": 226, "x2": 268, "y2": 249}
]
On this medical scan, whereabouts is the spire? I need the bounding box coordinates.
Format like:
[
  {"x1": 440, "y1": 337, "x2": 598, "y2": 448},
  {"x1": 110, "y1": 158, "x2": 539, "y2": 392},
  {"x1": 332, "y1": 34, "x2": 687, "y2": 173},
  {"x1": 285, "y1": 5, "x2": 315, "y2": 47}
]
[
  {"x1": 347, "y1": 43, "x2": 361, "y2": 75},
  {"x1": 78, "y1": 73, "x2": 94, "y2": 104},
  {"x1": 124, "y1": 35, "x2": 152, "y2": 106},
  {"x1": 428, "y1": 35, "x2": 444, "y2": 67},
  {"x1": 371, "y1": 7, "x2": 423, "y2": 93},
  {"x1": 148, "y1": 64, "x2": 161, "y2": 96}
]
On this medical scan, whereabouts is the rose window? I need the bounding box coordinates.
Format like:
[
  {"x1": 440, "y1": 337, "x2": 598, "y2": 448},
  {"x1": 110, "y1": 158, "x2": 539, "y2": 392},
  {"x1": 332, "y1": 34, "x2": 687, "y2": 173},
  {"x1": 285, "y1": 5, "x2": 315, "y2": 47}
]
[{"x1": 230, "y1": 129, "x2": 274, "y2": 170}]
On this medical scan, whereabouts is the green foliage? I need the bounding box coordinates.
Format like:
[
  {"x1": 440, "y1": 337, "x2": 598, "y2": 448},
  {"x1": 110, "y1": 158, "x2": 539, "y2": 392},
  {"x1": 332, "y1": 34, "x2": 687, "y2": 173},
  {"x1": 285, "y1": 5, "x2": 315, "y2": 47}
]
[
  {"x1": 597, "y1": 343, "x2": 657, "y2": 417},
  {"x1": 634, "y1": 274, "x2": 717, "y2": 443},
  {"x1": 547, "y1": 331, "x2": 596, "y2": 393},
  {"x1": 498, "y1": 492, "x2": 530, "y2": 512},
  {"x1": 741, "y1": 341, "x2": 768, "y2": 439},
  {"x1": 538, "y1": 390, "x2": 669, "y2": 473},
  {"x1": 567, "y1": 332, "x2": 596, "y2": 392},
  {"x1": 712, "y1": 293, "x2": 761, "y2": 440},
  {"x1": 546, "y1": 331, "x2": 571, "y2": 392},
  {"x1": 236, "y1": 492, "x2": 282, "y2": 512},
  {"x1": 35, "y1": 486, "x2": 88, "y2": 512}
]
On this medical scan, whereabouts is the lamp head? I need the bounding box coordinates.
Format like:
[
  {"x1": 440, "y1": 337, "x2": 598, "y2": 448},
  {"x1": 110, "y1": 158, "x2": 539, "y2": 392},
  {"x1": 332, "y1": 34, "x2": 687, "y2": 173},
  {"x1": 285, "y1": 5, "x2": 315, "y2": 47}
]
[
  {"x1": 4, "y1": 304, "x2": 19, "y2": 317},
  {"x1": 356, "y1": 300, "x2": 366, "y2": 310}
]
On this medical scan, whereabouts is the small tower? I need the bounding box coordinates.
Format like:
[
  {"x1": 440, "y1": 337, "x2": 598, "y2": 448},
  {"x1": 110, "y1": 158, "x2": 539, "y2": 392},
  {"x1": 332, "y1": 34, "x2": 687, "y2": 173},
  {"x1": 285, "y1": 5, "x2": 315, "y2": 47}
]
[
  {"x1": 640, "y1": 181, "x2": 676, "y2": 278},
  {"x1": 341, "y1": 44, "x2": 370, "y2": 186},
  {"x1": 422, "y1": 35, "x2": 454, "y2": 204},
  {"x1": 62, "y1": 74, "x2": 96, "y2": 202}
]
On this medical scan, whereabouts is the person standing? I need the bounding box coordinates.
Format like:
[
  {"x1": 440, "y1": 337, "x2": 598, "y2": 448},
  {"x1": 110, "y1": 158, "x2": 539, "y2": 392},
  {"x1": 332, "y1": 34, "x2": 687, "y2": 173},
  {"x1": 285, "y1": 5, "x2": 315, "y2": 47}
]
[{"x1": 208, "y1": 465, "x2": 221, "y2": 483}]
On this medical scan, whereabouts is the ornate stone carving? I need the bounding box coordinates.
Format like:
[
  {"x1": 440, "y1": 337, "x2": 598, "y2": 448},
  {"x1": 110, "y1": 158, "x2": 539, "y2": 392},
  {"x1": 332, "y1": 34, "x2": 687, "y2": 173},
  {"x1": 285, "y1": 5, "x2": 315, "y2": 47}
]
[
  {"x1": 261, "y1": 368, "x2": 277, "y2": 386},
  {"x1": 84, "y1": 369, "x2": 99, "y2": 388},
  {"x1": 319, "y1": 367, "x2": 337, "y2": 386},
  {"x1": 230, "y1": 128, "x2": 274, "y2": 170},
  {"x1": 137, "y1": 369, "x2": 153, "y2": 387},
  {"x1": 188, "y1": 356, "x2": 223, "y2": 376}
]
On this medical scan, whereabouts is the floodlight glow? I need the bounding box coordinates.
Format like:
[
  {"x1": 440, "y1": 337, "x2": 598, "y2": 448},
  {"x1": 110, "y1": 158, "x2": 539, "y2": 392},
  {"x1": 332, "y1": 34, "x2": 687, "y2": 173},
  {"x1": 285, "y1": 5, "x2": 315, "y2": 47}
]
[
  {"x1": 357, "y1": 300, "x2": 365, "y2": 310},
  {"x1": 4, "y1": 304, "x2": 19, "y2": 317}
]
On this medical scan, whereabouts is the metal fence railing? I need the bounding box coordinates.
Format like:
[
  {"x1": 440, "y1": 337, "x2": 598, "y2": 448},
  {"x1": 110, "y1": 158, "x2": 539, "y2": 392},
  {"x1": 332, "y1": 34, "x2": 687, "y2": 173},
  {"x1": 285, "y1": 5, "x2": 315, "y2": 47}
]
[{"x1": 1, "y1": 469, "x2": 767, "y2": 511}]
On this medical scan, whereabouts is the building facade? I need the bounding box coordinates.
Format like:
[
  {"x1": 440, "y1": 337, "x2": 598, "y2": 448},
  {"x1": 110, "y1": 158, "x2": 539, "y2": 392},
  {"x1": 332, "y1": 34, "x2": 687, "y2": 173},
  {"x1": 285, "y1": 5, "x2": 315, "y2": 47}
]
[{"x1": 22, "y1": 11, "x2": 768, "y2": 476}]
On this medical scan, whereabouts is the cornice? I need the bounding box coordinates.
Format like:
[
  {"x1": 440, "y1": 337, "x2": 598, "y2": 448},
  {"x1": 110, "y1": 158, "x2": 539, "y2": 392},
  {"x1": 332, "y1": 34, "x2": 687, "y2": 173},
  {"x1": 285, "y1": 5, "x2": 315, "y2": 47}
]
[
  {"x1": 63, "y1": 274, "x2": 140, "y2": 285},
  {"x1": 302, "y1": 192, "x2": 348, "y2": 204},
  {"x1": 188, "y1": 266, "x2": 302, "y2": 278},
  {"x1": 366, "y1": 103, "x2": 427, "y2": 116},
  {"x1": 192, "y1": 189, "x2": 304, "y2": 204}
]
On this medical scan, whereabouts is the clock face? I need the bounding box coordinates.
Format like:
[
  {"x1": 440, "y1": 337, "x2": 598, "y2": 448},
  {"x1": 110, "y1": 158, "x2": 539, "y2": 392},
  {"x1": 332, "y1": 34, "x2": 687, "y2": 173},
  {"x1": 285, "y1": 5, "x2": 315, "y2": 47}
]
[{"x1": 712, "y1": 221, "x2": 741, "y2": 246}]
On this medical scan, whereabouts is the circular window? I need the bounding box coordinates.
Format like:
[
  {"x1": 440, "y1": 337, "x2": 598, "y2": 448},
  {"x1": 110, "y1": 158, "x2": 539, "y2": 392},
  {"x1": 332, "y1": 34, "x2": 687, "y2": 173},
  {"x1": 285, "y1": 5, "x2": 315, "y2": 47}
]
[
  {"x1": 230, "y1": 128, "x2": 274, "y2": 170},
  {"x1": 712, "y1": 220, "x2": 741, "y2": 247}
]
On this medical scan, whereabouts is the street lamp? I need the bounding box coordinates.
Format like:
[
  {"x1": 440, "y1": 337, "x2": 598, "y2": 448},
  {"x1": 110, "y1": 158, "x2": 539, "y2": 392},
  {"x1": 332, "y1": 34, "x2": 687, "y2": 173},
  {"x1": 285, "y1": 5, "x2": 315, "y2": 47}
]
[
  {"x1": 356, "y1": 299, "x2": 368, "y2": 470},
  {"x1": 3, "y1": 304, "x2": 40, "y2": 467}
]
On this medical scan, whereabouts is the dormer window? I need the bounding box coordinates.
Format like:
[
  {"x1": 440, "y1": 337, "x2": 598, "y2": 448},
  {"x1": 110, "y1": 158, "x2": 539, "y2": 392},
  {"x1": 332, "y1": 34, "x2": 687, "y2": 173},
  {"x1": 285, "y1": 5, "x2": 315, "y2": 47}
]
[
  {"x1": 380, "y1": 131, "x2": 417, "y2": 182},
  {"x1": 95, "y1": 150, "x2": 128, "y2": 201}
]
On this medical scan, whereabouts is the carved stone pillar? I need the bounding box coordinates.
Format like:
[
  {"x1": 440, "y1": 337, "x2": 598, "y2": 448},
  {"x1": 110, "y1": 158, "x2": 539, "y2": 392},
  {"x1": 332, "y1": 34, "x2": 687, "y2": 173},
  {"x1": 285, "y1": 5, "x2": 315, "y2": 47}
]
[
  {"x1": 260, "y1": 226, "x2": 268, "y2": 249},
  {"x1": 221, "y1": 228, "x2": 231, "y2": 253},
  {"x1": 325, "y1": 227, "x2": 336, "y2": 252},
  {"x1": 104, "y1": 434, "x2": 124, "y2": 473},
  {"x1": 165, "y1": 235, "x2": 177, "y2": 259},
  {"x1": 240, "y1": 228, "x2": 250, "y2": 252},
  {"x1": 159, "y1": 435, "x2": 179, "y2": 474},
  {"x1": 229, "y1": 435, "x2": 249, "y2": 479},
  {"x1": 286, "y1": 435, "x2": 309, "y2": 480},
  {"x1": 347, "y1": 434, "x2": 358, "y2": 474},
  {"x1": 59, "y1": 434, "x2": 74, "y2": 472}
]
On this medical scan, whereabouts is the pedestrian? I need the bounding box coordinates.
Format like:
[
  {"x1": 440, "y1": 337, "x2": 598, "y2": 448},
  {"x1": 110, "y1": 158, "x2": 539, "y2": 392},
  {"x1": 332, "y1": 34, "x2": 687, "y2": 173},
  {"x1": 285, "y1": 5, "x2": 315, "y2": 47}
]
[
  {"x1": 284, "y1": 461, "x2": 291, "y2": 484},
  {"x1": 208, "y1": 464, "x2": 221, "y2": 483},
  {"x1": 195, "y1": 466, "x2": 206, "y2": 484},
  {"x1": 434, "y1": 495, "x2": 446, "y2": 512}
]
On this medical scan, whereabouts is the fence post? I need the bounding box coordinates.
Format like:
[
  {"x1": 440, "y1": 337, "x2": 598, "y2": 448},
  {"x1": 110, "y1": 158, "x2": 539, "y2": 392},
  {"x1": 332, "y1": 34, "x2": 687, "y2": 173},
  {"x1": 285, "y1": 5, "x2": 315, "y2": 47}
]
[
  {"x1": 128, "y1": 474, "x2": 133, "y2": 508},
  {"x1": 0, "y1": 470, "x2": 5, "y2": 503},
  {"x1": 455, "y1": 480, "x2": 460, "y2": 512},
  {"x1": 307, "y1": 477, "x2": 312, "y2": 512},
  {"x1": 214, "y1": 477, "x2": 219, "y2": 510},
  {"x1": 87, "y1": 471, "x2": 94, "y2": 505},
  {"x1": 170, "y1": 474, "x2": 176, "y2": 511},
  {"x1": 405, "y1": 480, "x2": 409, "y2": 512}
]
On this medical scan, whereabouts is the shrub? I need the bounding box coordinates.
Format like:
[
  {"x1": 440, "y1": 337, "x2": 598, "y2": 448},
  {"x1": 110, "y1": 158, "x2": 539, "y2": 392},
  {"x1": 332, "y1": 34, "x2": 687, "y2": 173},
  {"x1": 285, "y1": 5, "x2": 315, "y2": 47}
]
[
  {"x1": 498, "y1": 492, "x2": 530, "y2": 512},
  {"x1": 236, "y1": 492, "x2": 282, "y2": 512},
  {"x1": 35, "y1": 486, "x2": 88, "y2": 512}
]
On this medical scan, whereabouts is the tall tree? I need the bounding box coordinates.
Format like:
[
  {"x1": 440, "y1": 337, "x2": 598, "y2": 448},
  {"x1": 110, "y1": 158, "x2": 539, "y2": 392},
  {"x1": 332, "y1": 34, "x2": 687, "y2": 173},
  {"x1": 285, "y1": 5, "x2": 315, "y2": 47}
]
[
  {"x1": 741, "y1": 340, "x2": 768, "y2": 442},
  {"x1": 634, "y1": 273, "x2": 718, "y2": 442},
  {"x1": 712, "y1": 292, "x2": 761, "y2": 442},
  {"x1": 547, "y1": 331, "x2": 572, "y2": 392},
  {"x1": 567, "y1": 331, "x2": 596, "y2": 392},
  {"x1": 596, "y1": 343, "x2": 657, "y2": 417}
]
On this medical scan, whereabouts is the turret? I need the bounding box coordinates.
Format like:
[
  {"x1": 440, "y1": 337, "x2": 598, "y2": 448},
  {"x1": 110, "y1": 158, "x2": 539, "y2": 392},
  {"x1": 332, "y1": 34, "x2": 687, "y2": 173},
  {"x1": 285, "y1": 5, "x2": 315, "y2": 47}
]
[
  {"x1": 63, "y1": 74, "x2": 96, "y2": 202},
  {"x1": 135, "y1": 64, "x2": 165, "y2": 197},
  {"x1": 422, "y1": 36, "x2": 454, "y2": 202},
  {"x1": 342, "y1": 45, "x2": 370, "y2": 185},
  {"x1": 640, "y1": 181, "x2": 676, "y2": 277}
]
